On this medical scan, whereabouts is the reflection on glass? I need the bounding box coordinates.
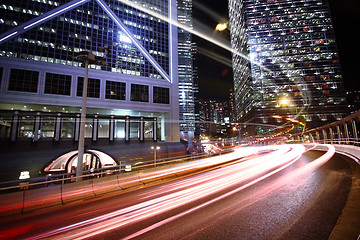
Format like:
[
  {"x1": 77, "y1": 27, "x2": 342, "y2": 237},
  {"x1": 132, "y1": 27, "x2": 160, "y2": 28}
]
[
  {"x1": 19, "y1": 116, "x2": 33, "y2": 138},
  {"x1": 0, "y1": 115, "x2": 12, "y2": 138},
  {"x1": 41, "y1": 116, "x2": 55, "y2": 138},
  {"x1": 130, "y1": 121, "x2": 139, "y2": 138},
  {"x1": 115, "y1": 120, "x2": 125, "y2": 139},
  {"x1": 144, "y1": 121, "x2": 153, "y2": 138},
  {"x1": 98, "y1": 119, "x2": 109, "y2": 138},
  {"x1": 62, "y1": 117, "x2": 74, "y2": 138},
  {"x1": 84, "y1": 119, "x2": 92, "y2": 138}
]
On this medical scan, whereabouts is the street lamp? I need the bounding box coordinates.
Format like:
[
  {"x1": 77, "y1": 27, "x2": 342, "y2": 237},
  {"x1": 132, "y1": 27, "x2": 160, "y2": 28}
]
[
  {"x1": 279, "y1": 97, "x2": 290, "y2": 107},
  {"x1": 215, "y1": 22, "x2": 228, "y2": 31},
  {"x1": 151, "y1": 146, "x2": 160, "y2": 168},
  {"x1": 232, "y1": 126, "x2": 241, "y2": 144},
  {"x1": 74, "y1": 47, "x2": 109, "y2": 181}
]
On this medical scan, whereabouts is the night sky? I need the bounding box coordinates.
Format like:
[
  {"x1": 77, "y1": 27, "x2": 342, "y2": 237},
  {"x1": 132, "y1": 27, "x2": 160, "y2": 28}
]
[{"x1": 192, "y1": 0, "x2": 360, "y2": 101}]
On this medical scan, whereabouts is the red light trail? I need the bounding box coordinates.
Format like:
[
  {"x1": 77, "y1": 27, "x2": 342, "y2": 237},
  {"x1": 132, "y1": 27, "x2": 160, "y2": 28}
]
[{"x1": 8, "y1": 144, "x2": 335, "y2": 240}]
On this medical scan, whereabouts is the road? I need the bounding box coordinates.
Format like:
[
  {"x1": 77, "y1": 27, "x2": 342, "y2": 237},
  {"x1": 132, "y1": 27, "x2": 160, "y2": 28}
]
[{"x1": 0, "y1": 144, "x2": 356, "y2": 239}]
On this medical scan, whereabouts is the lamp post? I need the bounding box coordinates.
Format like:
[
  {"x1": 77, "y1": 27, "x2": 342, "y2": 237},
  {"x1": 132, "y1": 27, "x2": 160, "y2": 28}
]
[
  {"x1": 215, "y1": 22, "x2": 228, "y2": 32},
  {"x1": 74, "y1": 47, "x2": 108, "y2": 181},
  {"x1": 232, "y1": 126, "x2": 241, "y2": 144},
  {"x1": 151, "y1": 146, "x2": 160, "y2": 168}
]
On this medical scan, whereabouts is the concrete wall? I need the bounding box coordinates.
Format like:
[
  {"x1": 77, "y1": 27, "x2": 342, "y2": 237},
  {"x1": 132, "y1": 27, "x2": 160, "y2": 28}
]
[{"x1": 0, "y1": 141, "x2": 186, "y2": 182}]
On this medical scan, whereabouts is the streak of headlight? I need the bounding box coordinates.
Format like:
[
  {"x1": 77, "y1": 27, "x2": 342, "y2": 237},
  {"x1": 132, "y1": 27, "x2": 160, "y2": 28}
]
[
  {"x1": 123, "y1": 145, "x2": 335, "y2": 239},
  {"x1": 29, "y1": 145, "x2": 305, "y2": 239},
  {"x1": 193, "y1": 1, "x2": 227, "y2": 23},
  {"x1": 197, "y1": 46, "x2": 233, "y2": 67},
  {"x1": 116, "y1": 0, "x2": 272, "y2": 73},
  {"x1": 0, "y1": 146, "x2": 263, "y2": 213}
]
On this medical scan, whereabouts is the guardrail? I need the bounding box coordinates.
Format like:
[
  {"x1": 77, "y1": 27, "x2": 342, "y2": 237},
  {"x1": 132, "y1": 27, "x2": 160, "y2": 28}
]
[
  {"x1": 290, "y1": 138, "x2": 360, "y2": 146},
  {"x1": 0, "y1": 149, "x2": 231, "y2": 192},
  {"x1": 0, "y1": 148, "x2": 233, "y2": 216},
  {"x1": 290, "y1": 109, "x2": 360, "y2": 146}
]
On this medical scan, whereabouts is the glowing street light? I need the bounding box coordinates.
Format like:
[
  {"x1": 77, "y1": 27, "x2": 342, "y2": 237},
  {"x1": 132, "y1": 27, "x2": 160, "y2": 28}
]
[
  {"x1": 279, "y1": 97, "x2": 290, "y2": 107},
  {"x1": 215, "y1": 22, "x2": 228, "y2": 31},
  {"x1": 151, "y1": 146, "x2": 160, "y2": 168}
]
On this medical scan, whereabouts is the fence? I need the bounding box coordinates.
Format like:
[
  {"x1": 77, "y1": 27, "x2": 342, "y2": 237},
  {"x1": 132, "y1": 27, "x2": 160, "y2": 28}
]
[{"x1": 289, "y1": 109, "x2": 360, "y2": 146}]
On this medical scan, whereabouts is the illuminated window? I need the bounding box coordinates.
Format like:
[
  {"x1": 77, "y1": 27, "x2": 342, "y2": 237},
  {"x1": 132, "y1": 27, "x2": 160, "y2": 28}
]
[{"x1": 105, "y1": 80, "x2": 126, "y2": 100}]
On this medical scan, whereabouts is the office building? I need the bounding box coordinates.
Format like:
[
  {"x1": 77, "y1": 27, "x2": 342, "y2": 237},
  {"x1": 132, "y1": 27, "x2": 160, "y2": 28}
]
[
  {"x1": 0, "y1": 0, "x2": 179, "y2": 144},
  {"x1": 177, "y1": 0, "x2": 198, "y2": 143},
  {"x1": 229, "y1": 0, "x2": 348, "y2": 135}
]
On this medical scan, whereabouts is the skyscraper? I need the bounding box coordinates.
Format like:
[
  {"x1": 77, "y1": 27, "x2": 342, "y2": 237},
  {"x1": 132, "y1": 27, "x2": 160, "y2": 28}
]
[
  {"x1": 177, "y1": 0, "x2": 198, "y2": 142},
  {"x1": 229, "y1": 0, "x2": 348, "y2": 135},
  {"x1": 0, "y1": 0, "x2": 179, "y2": 142}
]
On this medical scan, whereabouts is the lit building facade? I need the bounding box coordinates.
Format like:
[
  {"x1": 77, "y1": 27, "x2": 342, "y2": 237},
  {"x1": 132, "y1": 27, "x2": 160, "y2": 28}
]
[
  {"x1": 177, "y1": 0, "x2": 198, "y2": 142},
  {"x1": 229, "y1": 0, "x2": 348, "y2": 135},
  {"x1": 0, "y1": 0, "x2": 179, "y2": 143}
]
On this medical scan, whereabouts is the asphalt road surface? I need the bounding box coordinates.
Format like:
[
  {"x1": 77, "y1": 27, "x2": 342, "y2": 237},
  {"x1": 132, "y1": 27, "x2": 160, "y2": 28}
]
[{"x1": 0, "y1": 145, "x2": 356, "y2": 240}]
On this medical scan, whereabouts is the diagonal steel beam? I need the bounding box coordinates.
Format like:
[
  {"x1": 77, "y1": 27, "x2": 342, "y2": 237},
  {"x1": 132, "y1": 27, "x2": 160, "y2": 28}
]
[
  {"x1": 0, "y1": 0, "x2": 170, "y2": 82},
  {"x1": 0, "y1": 0, "x2": 91, "y2": 44},
  {"x1": 95, "y1": 0, "x2": 171, "y2": 82}
]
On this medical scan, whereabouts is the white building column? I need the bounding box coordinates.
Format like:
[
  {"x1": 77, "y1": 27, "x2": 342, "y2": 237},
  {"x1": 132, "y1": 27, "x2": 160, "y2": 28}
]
[
  {"x1": 168, "y1": 0, "x2": 180, "y2": 142},
  {"x1": 33, "y1": 113, "x2": 41, "y2": 142}
]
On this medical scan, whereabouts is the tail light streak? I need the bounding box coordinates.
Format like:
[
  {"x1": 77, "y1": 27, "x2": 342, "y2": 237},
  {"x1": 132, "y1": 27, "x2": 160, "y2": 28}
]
[
  {"x1": 3, "y1": 144, "x2": 335, "y2": 240},
  {"x1": 29, "y1": 144, "x2": 330, "y2": 240}
]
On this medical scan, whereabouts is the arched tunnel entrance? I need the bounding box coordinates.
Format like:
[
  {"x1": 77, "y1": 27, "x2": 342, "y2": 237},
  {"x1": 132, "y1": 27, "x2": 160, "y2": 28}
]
[{"x1": 43, "y1": 149, "x2": 117, "y2": 174}]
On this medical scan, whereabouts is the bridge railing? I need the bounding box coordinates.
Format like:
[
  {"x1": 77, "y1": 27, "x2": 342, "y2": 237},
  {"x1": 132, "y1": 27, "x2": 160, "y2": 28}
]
[{"x1": 289, "y1": 109, "x2": 360, "y2": 146}]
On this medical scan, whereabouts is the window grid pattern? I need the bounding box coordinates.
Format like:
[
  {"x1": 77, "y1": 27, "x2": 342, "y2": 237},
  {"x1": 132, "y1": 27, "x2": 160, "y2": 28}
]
[
  {"x1": 45, "y1": 72, "x2": 71, "y2": 95},
  {"x1": 229, "y1": 0, "x2": 348, "y2": 129},
  {"x1": 77, "y1": 77, "x2": 100, "y2": 98},
  {"x1": 105, "y1": 80, "x2": 126, "y2": 100},
  {"x1": 153, "y1": 86, "x2": 169, "y2": 104},
  {"x1": 0, "y1": 0, "x2": 169, "y2": 79},
  {"x1": 8, "y1": 68, "x2": 39, "y2": 92},
  {"x1": 131, "y1": 83, "x2": 149, "y2": 102}
]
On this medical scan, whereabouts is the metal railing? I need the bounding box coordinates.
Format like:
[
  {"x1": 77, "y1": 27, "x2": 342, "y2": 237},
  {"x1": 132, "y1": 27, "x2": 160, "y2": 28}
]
[
  {"x1": 289, "y1": 109, "x2": 360, "y2": 147},
  {"x1": 0, "y1": 148, "x2": 233, "y2": 216},
  {"x1": 0, "y1": 149, "x2": 232, "y2": 193}
]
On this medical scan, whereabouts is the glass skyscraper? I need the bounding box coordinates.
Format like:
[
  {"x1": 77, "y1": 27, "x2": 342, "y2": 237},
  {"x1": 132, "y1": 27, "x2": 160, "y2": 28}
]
[
  {"x1": 177, "y1": 0, "x2": 197, "y2": 142},
  {"x1": 229, "y1": 0, "x2": 348, "y2": 135},
  {"x1": 0, "y1": 0, "x2": 180, "y2": 142}
]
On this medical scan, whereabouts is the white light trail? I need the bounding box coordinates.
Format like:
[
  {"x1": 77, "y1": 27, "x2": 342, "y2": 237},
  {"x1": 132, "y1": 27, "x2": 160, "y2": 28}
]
[
  {"x1": 116, "y1": 0, "x2": 271, "y2": 73},
  {"x1": 28, "y1": 145, "x2": 312, "y2": 239}
]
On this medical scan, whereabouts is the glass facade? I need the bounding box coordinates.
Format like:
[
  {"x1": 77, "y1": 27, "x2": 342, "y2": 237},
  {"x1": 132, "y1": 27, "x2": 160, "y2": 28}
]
[
  {"x1": 8, "y1": 68, "x2": 39, "y2": 93},
  {"x1": 131, "y1": 83, "x2": 149, "y2": 102},
  {"x1": 229, "y1": 0, "x2": 349, "y2": 134},
  {"x1": 153, "y1": 86, "x2": 170, "y2": 104},
  {"x1": 0, "y1": 0, "x2": 180, "y2": 143},
  {"x1": 0, "y1": 109, "x2": 159, "y2": 141},
  {"x1": 177, "y1": 0, "x2": 197, "y2": 134},
  {"x1": 77, "y1": 77, "x2": 100, "y2": 98},
  {"x1": 45, "y1": 72, "x2": 72, "y2": 96},
  {"x1": 0, "y1": 0, "x2": 169, "y2": 79},
  {"x1": 105, "y1": 80, "x2": 126, "y2": 100}
]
